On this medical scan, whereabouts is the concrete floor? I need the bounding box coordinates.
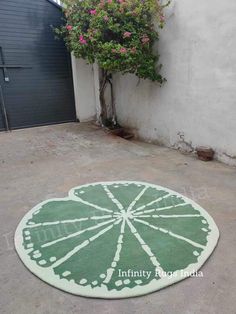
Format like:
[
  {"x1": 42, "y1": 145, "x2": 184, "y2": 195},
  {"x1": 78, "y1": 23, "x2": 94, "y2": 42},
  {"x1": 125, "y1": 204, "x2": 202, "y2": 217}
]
[{"x1": 0, "y1": 122, "x2": 236, "y2": 314}]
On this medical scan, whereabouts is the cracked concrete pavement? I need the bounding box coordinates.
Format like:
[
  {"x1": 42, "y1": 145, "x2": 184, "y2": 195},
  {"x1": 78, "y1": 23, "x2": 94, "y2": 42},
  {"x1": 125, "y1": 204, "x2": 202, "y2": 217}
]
[{"x1": 0, "y1": 122, "x2": 235, "y2": 314}]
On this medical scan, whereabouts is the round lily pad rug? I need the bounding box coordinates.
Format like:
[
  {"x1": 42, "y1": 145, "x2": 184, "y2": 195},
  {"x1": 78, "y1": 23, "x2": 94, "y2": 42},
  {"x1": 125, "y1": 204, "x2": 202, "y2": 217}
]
[{"x1": 15, "y1": 181, "x2": 219, "y2": 298}]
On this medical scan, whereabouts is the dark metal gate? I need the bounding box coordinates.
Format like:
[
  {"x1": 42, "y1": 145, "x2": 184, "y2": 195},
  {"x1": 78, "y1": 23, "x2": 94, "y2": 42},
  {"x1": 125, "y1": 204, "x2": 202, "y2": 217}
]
[{"x1": 0, "y1": 0, "x2": 76, "y2": 131}]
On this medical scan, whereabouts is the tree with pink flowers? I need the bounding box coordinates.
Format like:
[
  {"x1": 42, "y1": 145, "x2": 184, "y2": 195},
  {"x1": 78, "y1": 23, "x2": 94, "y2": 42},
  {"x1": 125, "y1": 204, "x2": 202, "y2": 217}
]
[{"x1": 56, "y1": 0, "x2": 169, "y2": 127}]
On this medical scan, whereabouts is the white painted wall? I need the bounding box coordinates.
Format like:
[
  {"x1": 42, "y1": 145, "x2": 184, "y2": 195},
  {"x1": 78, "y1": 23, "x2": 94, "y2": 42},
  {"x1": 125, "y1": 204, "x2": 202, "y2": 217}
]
[
  {"x1": 113, "y1": 0, "x2": 236, "y2": 165},
  {"x1": 71, "y1": 56, "x2": 97, "y2": 122},
  {"x1": 73, "y1": 0, "x2": 236, "y2": 165}
]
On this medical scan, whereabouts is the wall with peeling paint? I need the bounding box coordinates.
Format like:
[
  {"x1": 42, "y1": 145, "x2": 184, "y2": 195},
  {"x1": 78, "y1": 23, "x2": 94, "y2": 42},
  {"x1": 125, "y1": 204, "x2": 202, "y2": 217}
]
[{"x1": 112, "y1": 0, "x2": 236, "y2": 165}]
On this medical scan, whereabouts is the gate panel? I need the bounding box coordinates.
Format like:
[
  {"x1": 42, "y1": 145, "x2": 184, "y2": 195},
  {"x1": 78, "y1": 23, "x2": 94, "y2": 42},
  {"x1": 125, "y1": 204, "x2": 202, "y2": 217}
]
[{"x1": 0, "y1": 0, "x2": 76, "y2": 130}]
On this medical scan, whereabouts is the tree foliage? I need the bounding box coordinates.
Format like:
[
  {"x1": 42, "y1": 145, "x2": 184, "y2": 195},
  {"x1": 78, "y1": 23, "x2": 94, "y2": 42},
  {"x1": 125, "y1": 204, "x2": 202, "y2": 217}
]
[{"x1": 56, "y1": 0, "x2": 169, "y2": 83}]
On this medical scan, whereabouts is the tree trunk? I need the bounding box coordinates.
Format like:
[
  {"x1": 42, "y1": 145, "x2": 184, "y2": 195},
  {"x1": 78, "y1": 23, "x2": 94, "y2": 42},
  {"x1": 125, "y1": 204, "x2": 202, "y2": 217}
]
[{"x1": 99, "y1": 69, "x2": 117, "y2": 128}]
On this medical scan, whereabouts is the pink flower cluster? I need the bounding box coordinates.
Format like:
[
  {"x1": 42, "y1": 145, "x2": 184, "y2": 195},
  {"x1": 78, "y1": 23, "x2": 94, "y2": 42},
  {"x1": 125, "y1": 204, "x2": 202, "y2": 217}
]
[
  {"x1": 160, "y1": 15, "x2": 165, "y2": 22},
  {"x1": 112, "y1": 46, "x2": 137, "y2": 54},
  {"x1": 123, "y1": 31, "x2": 132, "y2": 38},
  {"x1": 66, "y1": 25, "x2": 73, "y2": 31},
  {"x1": 111, "y1": 48, "x2": 126, "y2": 54},
  {"x1": 79, "y1": 35, "x2": 87, "y2": 45},
  {"x1": 120, "y1": 47, "x2": 127, "y2": 53},
  {"x1": 90, "y1": 9, "x2": 97, "y2": 15},
  {"x1": 141, "y1": 35, "x2": 150, "y2": 44}
]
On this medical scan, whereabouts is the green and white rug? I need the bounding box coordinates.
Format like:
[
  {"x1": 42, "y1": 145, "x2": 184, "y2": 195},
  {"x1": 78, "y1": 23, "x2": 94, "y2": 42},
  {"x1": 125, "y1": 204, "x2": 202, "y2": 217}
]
[{"x1": 15, "y1": 181, "x2": 219, "y2": 298}]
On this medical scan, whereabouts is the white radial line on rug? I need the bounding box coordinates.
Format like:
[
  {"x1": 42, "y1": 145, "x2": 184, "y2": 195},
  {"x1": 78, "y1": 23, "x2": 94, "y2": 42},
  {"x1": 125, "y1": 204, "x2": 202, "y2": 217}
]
[
  {"x1": 91, "y1": 215, "x2": 113, "y2": 220},
  {"x1": 126, "y1": 219, "x2": 165, "y2": 276},
  {"x1": 133, "y1": 214, "x2": 201, "y2": 219},
  {"x1": 41, "y1": 218, "x2": 117, "y2": 248},
  {"x1": 103, "y1": 219, "x2": 126, "y2": 284},
  {"x1": 133, "y1": 202, "x2": 187, "y2": 216},
  {"x1": 102, "y1": 184, "x2": 124, "y2": 211},
  {"x1": 50, "y1": 219, "x2": 122, "y2": 269},
  {"x1": 25, "y1": 215, "x2": 113, "y2": 228},
  {"x1": 113, "y1": 211, "x2": 121, "y2": 216},
  {"x1": 73, "y1": 196, "x2": 113, "y2": 213},
  {"x1": 113, "y1": 213, "x2": 121, "y2": 218},
  {"x1": 127, "y1": 186, "x2": 149, "y2": 213},
  {"x1": 131, "y1": 193, "x2": 171, "y2": 214},
  {"x1": 134, "y1": 218, "x2": 205, "y2": 249}
]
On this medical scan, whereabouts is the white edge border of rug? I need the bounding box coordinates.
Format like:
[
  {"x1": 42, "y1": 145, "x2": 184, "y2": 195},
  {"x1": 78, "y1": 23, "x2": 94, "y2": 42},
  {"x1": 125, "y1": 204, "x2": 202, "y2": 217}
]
[{"x1": 14, "y1": 181, "x2": 220, "y2": 299}]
